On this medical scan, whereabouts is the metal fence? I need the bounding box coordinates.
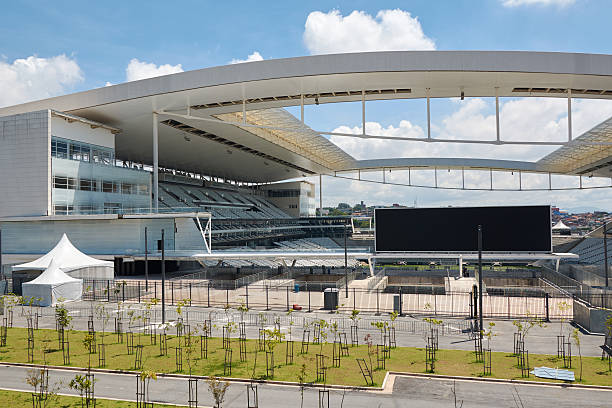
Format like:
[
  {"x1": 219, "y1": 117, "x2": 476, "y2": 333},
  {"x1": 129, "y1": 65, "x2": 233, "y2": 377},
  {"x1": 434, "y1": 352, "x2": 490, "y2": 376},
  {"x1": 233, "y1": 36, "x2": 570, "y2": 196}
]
[{"x1": 80, "y1": 278, "x2": 572, "y2": 320}]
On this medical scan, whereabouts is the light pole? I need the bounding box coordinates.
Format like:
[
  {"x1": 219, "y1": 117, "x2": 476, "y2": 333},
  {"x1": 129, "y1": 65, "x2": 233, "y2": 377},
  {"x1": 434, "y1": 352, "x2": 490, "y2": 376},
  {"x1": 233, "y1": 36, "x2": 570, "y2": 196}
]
[
  {"x1": 161, "y1": 229, "x2": 166, "y2": 324},
  {"x1": 604, "y1": 221, "x2": 609, "y2": 288},
  {"x1": 344, "y1": 222, "x2": 348, "y2": 298},
  {"x1": 144, "y1": 227, "x2": 149, "y2": 291},
  {"x1": 478, "y1": 225, "x2": 483, "y2": 338}
]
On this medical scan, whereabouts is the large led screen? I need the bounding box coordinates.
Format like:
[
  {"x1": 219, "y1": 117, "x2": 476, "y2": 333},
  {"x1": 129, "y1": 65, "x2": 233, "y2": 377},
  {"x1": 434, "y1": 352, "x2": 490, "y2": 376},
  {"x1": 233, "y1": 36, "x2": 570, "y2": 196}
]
[{"x1": 375, "y1": 205, "x2": 551, "y2": 252}]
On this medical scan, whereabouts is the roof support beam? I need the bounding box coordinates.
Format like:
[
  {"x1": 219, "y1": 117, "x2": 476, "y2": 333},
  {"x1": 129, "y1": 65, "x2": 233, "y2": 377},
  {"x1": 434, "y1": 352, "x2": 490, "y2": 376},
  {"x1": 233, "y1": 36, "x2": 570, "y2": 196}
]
[
  {"x1": 495, "y1": 87, "x2": 500, "y2": 144},
  {"x1": 361, "y1": 90, "x2": 366, "y2": 136},
  {"x1": 153, "y1": 112, "x2": 159, "y2": 213},
  {"x1": 426, "y1": 88, "x2": 431, "y2": 141},
  {"x1": 568, "y1": 89, "x2": 572, "y2": 141}
]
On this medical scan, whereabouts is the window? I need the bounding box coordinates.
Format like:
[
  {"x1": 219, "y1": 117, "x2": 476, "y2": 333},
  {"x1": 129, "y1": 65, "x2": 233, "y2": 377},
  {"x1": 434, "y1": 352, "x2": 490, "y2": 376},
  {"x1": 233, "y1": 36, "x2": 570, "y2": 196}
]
[
  {"x1": 136, "y1": 184, "x2": 149, "y2": 195},
  {"x1": 92, "y1": 148, "x2": 113, "y2": 165},
  {"x1": 79, "y1": 178, "x2": 97, "y2": 191},
  {"x1": 53, "y1": 176, "x2": 76, "y2": 189},
  {"x1": 70, "y1": 142, "x2": 90, "y2": 162},
  {"x1": 268, "y1": 189, "x2": 300, "y2": 198},
  {"x1": 103, "y1": 202, "x2": 121, "y2": 214},
  {"x1": 78, "y1": 204, "x2": 97, "y2": 214},
  {"x1": 53, "y1": 205, "x2": 74, "y2": 215},
  {"x1": 51, "y1": 139, "x2": 68, "y2": 159},
  {"x1": 102, "y1": 181, "x2": 119, "y2": 193},
  {"x1": 121, "y1": 183, "x2": 133, "y2": 194}
]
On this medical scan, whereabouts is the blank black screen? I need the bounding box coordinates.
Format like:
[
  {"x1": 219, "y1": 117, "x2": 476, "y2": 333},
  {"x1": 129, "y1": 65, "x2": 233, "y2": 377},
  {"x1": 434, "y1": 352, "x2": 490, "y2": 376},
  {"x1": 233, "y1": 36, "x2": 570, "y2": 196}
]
[{"x1": 375, "y1": 206, "x2": 551, "y2": 252}]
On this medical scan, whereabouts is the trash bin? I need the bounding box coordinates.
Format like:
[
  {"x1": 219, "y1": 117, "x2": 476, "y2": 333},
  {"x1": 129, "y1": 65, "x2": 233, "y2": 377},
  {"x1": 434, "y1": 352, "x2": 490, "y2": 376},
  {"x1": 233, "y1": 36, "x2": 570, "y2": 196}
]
[
  {"x1": 323, "y1": 288, "x2": 339, "y2": 310},
  {"x1": 294, "y1": 283, "x2": 300, "y2": 293}
]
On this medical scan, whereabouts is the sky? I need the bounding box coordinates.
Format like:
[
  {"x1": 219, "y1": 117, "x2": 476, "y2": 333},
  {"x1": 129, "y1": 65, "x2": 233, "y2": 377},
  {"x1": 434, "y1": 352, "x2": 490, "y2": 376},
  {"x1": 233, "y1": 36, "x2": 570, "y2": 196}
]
[{"x1": 1, "y1": 0, "x2": 611, "y2": 212}]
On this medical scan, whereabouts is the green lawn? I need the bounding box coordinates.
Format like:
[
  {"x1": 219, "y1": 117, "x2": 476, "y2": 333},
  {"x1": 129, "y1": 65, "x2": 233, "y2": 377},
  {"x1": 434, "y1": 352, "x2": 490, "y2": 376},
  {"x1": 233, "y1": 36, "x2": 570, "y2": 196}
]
[
  {"x1": 0, "y1": 388, "x2": 180, "y2": 407},
  {"x1": 0, "y1": 327, "x2": 610, "y2": 387}
]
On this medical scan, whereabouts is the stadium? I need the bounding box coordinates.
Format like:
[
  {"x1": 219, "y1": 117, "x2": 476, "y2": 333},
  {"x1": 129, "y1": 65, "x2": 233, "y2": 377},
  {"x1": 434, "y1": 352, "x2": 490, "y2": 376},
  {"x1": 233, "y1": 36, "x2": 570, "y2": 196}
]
[{"x1": 0, "y1": 50, "x2": 610, "y2": 330}]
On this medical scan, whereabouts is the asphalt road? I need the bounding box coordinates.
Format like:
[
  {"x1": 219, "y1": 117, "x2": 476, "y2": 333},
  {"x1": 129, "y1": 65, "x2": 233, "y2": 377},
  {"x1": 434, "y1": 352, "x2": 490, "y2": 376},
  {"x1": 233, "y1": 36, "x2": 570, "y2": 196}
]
[{"x1": 1, "y1": 364, "x2": 611, "y2": 407}]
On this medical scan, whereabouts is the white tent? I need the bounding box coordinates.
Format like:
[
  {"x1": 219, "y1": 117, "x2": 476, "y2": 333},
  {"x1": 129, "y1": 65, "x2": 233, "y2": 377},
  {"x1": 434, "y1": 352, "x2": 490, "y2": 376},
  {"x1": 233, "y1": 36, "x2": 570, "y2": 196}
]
[
  {"x1": 552, "y1": 221, "x2": 571, "y2": 231},
  {"x1": 13, "y1": 234, "x2": 113, "y2": 279},
  {"x1": 22, "y1": 259, "x2": 83, "y2": 306}
]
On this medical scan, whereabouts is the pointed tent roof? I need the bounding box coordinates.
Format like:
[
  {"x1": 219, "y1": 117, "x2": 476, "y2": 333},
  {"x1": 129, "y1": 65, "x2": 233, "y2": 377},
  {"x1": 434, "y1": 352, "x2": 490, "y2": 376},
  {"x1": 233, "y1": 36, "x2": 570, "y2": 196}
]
[
  {"x1": 12, "y1": 234, "x2": 113, "y2": 272},
  {"x1": 552, "y1": 221, "x2": 571, "y2": 230},
  {"x1": 24, "y1": 258, "x2": 82, "y2": 286}
]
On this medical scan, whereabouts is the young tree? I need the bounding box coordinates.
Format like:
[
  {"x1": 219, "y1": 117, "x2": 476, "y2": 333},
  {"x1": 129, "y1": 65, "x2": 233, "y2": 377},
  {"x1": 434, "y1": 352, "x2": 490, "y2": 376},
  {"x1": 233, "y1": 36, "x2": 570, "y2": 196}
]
[
  {"x1": 206, "y1": 376, "x2": 230, "y2": 408},
  {"x1": 139, "y1": 369, "x2": 158, "y2": 405},
  {"x1": 572, "y1": 328, "x2": 583, "y2": 381},
  {"x1": 558, "y1": 301, "x2": 571, "y2": 337},
  {"x1": 68, "y1": 374, "x2": 95, "y2": 407},
  {"x1": 26, "y1": 368, "x2": 58, "y2": 408},
  {"x1": 297, "y1": 363, "x2": 307, "y2": 408},
  {"x1": 485, "y1": 322, "x2": 496, "y2": 350}
]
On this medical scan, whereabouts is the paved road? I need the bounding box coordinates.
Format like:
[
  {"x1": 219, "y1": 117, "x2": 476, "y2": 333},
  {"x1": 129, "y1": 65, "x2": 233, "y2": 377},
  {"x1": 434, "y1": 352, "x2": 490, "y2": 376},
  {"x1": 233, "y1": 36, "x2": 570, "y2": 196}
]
[{"x1": 1, "y1": 364, "x2": 611, "y2": 407}]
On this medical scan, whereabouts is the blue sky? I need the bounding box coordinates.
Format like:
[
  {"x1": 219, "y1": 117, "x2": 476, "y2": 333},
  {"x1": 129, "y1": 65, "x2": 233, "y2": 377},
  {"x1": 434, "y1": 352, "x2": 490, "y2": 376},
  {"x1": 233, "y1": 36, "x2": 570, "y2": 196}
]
[{"x1": 1, "y1": 0, "x2": 611, "y2": 211}]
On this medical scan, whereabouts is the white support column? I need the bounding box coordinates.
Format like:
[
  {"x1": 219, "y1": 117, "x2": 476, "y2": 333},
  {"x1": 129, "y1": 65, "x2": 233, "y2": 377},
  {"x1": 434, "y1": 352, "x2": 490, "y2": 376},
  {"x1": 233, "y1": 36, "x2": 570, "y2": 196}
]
[
  {"x1": 382, "y1": 168, "x2": 386, "y2": 183},
  {"x1": 548, "y1": 172, "x2": 552, "y2": 190},
  {"x1": 434, "y1": 167, "x2": 438, "y2": 188},
  {"x1": 462, "y1": 168, "x2": 465, "y2": 189},
  {"x1": 152, "y1": 112, "x2": 159, "y2": 213},
  {"x1": 459, "y1": 255, "x2": 463, "y2": 278},
  {"x1": 361, "y1": 90, "x2": 366, "y2": 136},
  {"x1": 408, "y1": 167, "x2": 411, "y2": 185},
  {"x1": 579, "y1": 175, "x2": 583, "y2": 189},
  {"x1": 495, "y1": 87, "x2": 500, "y2": 143},
  {"x1": 567, "y1": 88, "x2": 572, "y2": 141},
  {"x1": 426, "y1": 88, "x2": 431, "y2": 140},
  {"x1": 319, "y1": 174, "x2": 323, "y2": 215},
  {"x1": 519, "y1": 171, "x2": 522, "y2": 191},
  {"x1": 490, "y1": 169, "x2": 493, "y2": 190}
]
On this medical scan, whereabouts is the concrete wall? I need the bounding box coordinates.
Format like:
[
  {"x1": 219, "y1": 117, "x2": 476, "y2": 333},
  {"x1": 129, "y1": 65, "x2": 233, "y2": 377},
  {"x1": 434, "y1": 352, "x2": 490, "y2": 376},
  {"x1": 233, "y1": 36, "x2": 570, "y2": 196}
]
[
  {"x1": 573, "y1": 300, "x2": 612, "y2": 334},
  {"x1": 0, "y1": 217, "x2": 175, "y2": 255},
  {"x1": 0, "y1": 110, "x2": 51, "y2": 217},
  {"x1": 51, "y1": 115, "x2": 114, "y2": 148}
]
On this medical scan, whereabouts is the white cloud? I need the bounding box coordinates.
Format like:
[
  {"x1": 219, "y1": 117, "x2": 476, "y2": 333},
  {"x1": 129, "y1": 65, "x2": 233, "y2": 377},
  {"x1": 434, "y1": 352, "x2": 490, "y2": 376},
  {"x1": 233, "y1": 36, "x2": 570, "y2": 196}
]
[
  {"x1": 502, "y1": 0, "x2": 575, "y2": 7},
  {"x1": 0, "y1": 55, "x2": 83, "y2": 107},
  {"x1": 303, "y1": 9, "x2": 435, "y2": 54},
  {"x1": 325, "y1": 97, "x2": 612, "y2": 209},
  {"x1": 125, "y1": 59, "x2": 183, "y2": 82},
  {"x1": 230, "y1": 51, "x2": 264, "y2": 64}
]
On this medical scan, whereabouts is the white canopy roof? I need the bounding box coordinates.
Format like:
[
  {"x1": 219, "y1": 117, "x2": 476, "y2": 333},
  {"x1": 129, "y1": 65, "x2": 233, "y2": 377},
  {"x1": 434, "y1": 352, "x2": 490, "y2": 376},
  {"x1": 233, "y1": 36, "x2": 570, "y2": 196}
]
[
  {"x1": 22, "y1": 258, "x2": 83, "y2": 306},
  {"x1": 13, "y1": 234, "x2": 113, "y2": 272},
  {"x1": 24, "y1": 258, "x2": 82, "y2": 286},
  {"x1": 552, "y1": 221, "x2": 571, "y2": 230}
]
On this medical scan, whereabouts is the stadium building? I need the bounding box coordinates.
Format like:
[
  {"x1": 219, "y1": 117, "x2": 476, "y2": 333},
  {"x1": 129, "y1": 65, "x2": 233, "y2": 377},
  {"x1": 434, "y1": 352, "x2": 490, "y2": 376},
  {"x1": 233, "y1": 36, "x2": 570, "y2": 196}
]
[{"x1": 0, "y1": 51, "x2": 610, "y2": 283}]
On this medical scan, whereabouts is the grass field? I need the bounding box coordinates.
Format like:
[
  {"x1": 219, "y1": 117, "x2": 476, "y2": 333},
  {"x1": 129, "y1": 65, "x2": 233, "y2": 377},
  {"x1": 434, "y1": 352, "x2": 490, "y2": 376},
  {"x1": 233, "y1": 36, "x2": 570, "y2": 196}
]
[
  {"x1": 0, "y1": 388, "x2": 181, "y2": 407},
  {"x1": 0, "y1": 327, "x2": 610, "y2": 387}
]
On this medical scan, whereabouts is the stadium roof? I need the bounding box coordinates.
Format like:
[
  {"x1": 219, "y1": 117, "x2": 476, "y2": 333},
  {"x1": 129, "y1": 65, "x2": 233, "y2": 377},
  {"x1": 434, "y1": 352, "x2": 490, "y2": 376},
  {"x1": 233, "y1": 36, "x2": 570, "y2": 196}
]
[{"x1": 1, "y1": 51, "x2": 611, "y2": 182}]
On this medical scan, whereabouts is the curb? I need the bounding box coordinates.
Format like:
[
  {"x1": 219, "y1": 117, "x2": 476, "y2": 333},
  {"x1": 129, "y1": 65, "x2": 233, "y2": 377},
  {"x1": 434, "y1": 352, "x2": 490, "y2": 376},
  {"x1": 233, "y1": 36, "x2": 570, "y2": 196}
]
[
  {"x1": 0, "y1": 361, "x2": 378, "y2": 391},
  {"x1": 3, "y1": 361, "x2": 612, "y2": 392}
]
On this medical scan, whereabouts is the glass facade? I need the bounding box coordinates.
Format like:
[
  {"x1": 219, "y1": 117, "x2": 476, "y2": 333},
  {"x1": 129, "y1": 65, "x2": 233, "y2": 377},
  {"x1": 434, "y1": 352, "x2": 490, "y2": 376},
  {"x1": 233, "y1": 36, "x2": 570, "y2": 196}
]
[
  {"x1": 52, "y1": 136, "x2": 114, "y2": 165},
  {"x1": 51, "y1": 137, "x2": 151, "y2": 215}
]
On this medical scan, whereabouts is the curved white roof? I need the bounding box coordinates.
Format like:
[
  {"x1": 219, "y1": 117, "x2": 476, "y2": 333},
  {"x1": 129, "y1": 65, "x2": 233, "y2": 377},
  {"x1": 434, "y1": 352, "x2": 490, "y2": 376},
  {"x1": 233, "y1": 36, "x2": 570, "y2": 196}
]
[
  {"x1": 13, "y1": 233, "x2": 113, "y2": 272},
  {"x1": 23, "y1": 258, "x2": 81, "y2": 285},
  {"x1": 1, "y1": 51, "x2": 611, "y2": 181}
]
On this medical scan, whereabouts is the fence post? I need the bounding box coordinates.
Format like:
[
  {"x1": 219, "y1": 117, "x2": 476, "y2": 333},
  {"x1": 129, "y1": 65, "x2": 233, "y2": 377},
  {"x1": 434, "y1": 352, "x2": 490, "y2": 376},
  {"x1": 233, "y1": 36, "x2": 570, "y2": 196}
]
[
  {"x1": 266, "y1": 286, "x2": 269, "y2": 311},
  {"x1": 246, "y1": 284, "x2": 249, "y2": 309},
  {"x1": 507, "y1": 296, "x2": 510, "y2": 319},
  {"x1": 189, "y1": 283, "x2": 192, "y2": 303},
  {"x1": 107, "y1": 281, "x2": 110, "y2": 302},
  {"x1": 207, "y1": 282, "x2": 210, "y2": 308},
  {"x1": 545, "y1": 293, "x2": 550, "y2": 322},
  {"x1": 171, "y1": 281, "x2": 175, "y2": 306},
  {"x1": 122, "y1": 283, "x2": 125, "y2": 302},
  {"x1": 138, "y1": 281, "x2": 141, "y2": 303},
  {"x1": 226, "y1": 288, "x2": 229, "y2": 308},
  {"x1": 308, "y1": 290, "x2": 311, "y2": 312},
  {"x1": 353, "y1": 288, "x2": 356, "y2": 311},
  {"x1": 286, "y1": 286, "x2": 290, "y2": 311},
  {"x1": 155, "y1": 281, "x2": 157, "y2": 300}
]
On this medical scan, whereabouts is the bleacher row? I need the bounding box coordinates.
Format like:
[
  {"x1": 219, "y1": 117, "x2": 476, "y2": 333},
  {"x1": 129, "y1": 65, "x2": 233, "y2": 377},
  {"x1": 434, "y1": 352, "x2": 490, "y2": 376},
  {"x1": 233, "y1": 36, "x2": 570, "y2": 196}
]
[
  {"x1": 158, "y1": 181, "x2": 290, "y2": 219},
  {"x1": 568, "y1": 237, "x2": 612, "y2": 265},
  {"x1": 197, "y1": 237, "x2": 355, "y2": 268}
]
